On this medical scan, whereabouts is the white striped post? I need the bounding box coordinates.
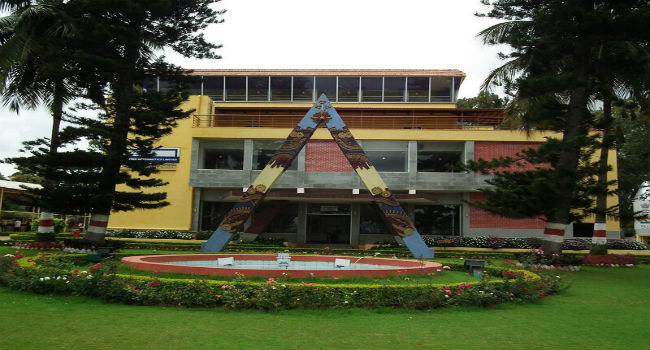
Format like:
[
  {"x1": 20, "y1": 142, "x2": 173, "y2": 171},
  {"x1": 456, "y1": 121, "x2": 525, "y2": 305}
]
[
  {"x1": 542, "y1": 222, "x2": 566, "y2": 243},
  {"x1": 592, "y1": 222, "x2": 607, "y2": 245},
  {"x1": 86, "y1": 213, "x2": 109, "y2": 243}
]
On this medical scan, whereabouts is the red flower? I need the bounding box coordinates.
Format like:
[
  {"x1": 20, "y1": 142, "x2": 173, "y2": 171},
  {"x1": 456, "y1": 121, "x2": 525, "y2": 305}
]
[
  {"x1": 216, "y1": 294, "x2": 222, "y2": 298},
  {"x1": 134, "y1": 289, "x2": 142, "y2": 293},
  {"x1": 539, "y1": 292, "x2": 545, "y2": 297},
  {"x1": 73, "y1": 269, "x2": 79, "y2": 274}
]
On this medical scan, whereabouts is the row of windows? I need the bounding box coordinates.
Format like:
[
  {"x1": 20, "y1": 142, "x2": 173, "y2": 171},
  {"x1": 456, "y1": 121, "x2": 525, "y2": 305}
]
[
  {"x1": 199, "y1": 140, "x2": 464, "y2": 172},
  {"x1": 144, "y1": 75, "x2": 460, "y2": 103},
  {"x1": 200, "y1": 201, "x2": 460, "y2": 236}
]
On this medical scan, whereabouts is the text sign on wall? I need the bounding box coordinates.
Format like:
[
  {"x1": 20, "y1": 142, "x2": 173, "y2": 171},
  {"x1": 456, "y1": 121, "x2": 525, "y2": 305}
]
[{"x1": 128, "y1": 148, "x2": 180, "y2": 163}]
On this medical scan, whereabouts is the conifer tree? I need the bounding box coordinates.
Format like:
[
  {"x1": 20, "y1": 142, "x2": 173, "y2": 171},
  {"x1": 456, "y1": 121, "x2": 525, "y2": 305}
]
[{"x1": 477, "y1": 0, "x2": 650, "y2": 253}]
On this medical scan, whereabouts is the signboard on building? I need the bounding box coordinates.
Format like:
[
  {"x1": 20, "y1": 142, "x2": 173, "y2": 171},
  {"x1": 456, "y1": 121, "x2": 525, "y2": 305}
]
[{"x1": 128, "y1": 148, "x2": 180, "y2": 163}]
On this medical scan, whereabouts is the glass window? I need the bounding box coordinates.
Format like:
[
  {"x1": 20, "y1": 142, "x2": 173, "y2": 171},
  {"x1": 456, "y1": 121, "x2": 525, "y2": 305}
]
[
  {"x1": 414, "y1": 205, "x2": 460, "y2": 235},
  {"x1": 293, "y1": 76, "x2": 313, "y2": 101},
  {"x1": 408, "y1": 77, "x2": 429, "y2": 102},
  {"x1": 453, "y1": 77, "x2": 462, "y2": 102},
  {"x1": 248, "y1": 76, "x2": 269, "y2": 101},
  {"x1": 141, "y1": 77, "x2": 157, "y2": 92},
  {"x1": 225, "y1": 76, "x2": 246, "y2": 101},
  {"x1": 315, "y1": 76, "x2": 336, "y2": 101},
  {"x1": 338, "y1": 77, "x2": 359, "y2": 102},
  {"x1": 361, "y1": 77, "x2": 382, "y2": 102},
  {"x1": 417, "y1": 142, "x2": 464, "y2": 172},
  {"x1": 200, "y1": 201, "x2": 233, "y2": 231},
  {"x1": 201, "y1": 140, "x2": 244, "y2": 170},
  {"x1": 361, "y1": 141, "x2": 408, "y2": 172},
  {"x1": 203, "y1": 76, "x2": 224, "y2": 100},
  {"x1": 431, "y1": 77, "x2": 452, "y2": 102},
  {"x1": 360, "y1": 203, "x2": 390, "y2": 234},
  {"x1": 271, "y1": 76, "x2": 291, "y2": 101},
  {"x1": 158, "y1": 79, "x2": 178, "y2": 93},
  {"x1": 185, "y1": 76, "x2": 202, "y2": 95},
  {"x1": 252, "y1": 140, "x2": 298, "y2": 170},
  {"x1": 383, "y1": 77, "x2": 406, "y2": 102},
  {"x1": 254, "y1": 202, "x2": 298, "y2": 233}
]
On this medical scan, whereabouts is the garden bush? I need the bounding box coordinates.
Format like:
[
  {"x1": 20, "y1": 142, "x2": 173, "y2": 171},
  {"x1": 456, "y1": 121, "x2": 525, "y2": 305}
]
[
  {"x1": 30, "y1": 218, "x2": 67, "y2": 234},
  {"x1": 0, "y1": 253, "x2": 562, "y2": 310}
]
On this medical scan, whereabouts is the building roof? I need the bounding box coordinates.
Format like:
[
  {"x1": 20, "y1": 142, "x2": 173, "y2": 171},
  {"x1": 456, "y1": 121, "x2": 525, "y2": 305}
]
[
  {"x1": 188, "y1": 68, "x2": 466, "y2": 79},
  {"x1": 0, "y1": 180, "x2": 42, "y2": 194}
]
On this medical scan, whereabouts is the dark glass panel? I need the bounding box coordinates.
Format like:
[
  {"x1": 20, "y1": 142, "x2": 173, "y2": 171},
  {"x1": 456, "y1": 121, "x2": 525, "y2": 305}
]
[
  {"x1": 315, "y1": 76, "x2": 336, "y2": 101},
  {"x1": 360, "y1": 77, "x2": 382, "y2": 102},
  {"x1": 141, "y1": 77, "x2": 157, "y2": 92},
  {"x1": 338, "y1": 77, "x2": 359, "y2": 102},
  {"x1": 407, "y1": 77, "x2": 429, "y2": 102},
  {"x1": 254, "y1": 202, "x2": 299, "y2": 233},
  {"x1": 293, "y1": 76, "x2": 313, "y2": 101},
  {"x1": 200, "y1": 201, "x2": 232, "y2": 231},
  {"x1": 225, "y1": 76, "x2": 246, "y2": 101},
  {"x1": 203, "y1": 76, "x2": 224, "y2": 100},
  {"x1": 248, "y1": 76, "x2": 269, "y2": 101},
  {"x1": 431, "y1": 77, "x2": 452, "y2": 102},
  {"x1": 253, "y1": 140, "x2": 297, "y2": 170},
  {"x1": 413, "y1": 205, "x2": 460, "y2": 235},
  {"x1": 271, "y1": 76, "x2": 291, "y2": 101},
  {"x1": 383, "y1": 77, "x2": 406, "y2": 102},
  {"x1": 360, "y1": 203, "x2": 389, "y2": 234},
  {"x1": 417, "y1": 142, "x2": 463, "y2": 172}
]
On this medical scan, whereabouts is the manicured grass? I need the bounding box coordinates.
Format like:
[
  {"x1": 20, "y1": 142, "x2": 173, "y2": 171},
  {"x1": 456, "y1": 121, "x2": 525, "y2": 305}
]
[{"x1": 1, "y1": 265, "x2": 648, "y2": 349}]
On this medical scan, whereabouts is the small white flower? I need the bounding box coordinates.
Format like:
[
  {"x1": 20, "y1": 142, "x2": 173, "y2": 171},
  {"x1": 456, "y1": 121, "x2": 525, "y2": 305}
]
[
  {"x1": 66, "y1": 281, "x2": 70, "y2": 284},
  {"x1": 81, "y1": 271, "x2": 88, "y2": 274},
  {"x1": 39, "y1": 278, "x2": 44, "y2": 281},
  {"x1": 44, "y1": 276, "x2": 50, "y2": 281},
  {"x1": 86, "y1": 275, "x2": 93, "y2": 280}
]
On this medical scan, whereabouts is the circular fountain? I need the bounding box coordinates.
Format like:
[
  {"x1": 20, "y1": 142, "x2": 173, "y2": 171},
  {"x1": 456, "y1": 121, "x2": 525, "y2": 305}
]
[{"x1": 122, "y1": 254, "x2": 442, "y2": 278}]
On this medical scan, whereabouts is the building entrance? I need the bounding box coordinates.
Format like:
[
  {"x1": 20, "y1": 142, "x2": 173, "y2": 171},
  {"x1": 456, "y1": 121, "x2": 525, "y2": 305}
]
[{"x1": 306, "y1": 204, "x2": 351, "y2": 244}]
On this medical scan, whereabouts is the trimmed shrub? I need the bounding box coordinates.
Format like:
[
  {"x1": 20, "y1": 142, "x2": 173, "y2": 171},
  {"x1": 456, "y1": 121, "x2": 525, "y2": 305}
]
[
  {"x1": 30, "y1": 218, "x2": 66, "y2": 234},
  {"x1": 0, "y1": 254, "x2": 562, "y2": 310}
]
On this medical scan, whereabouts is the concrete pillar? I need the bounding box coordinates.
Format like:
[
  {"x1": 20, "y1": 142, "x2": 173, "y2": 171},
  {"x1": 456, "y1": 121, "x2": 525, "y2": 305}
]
[
  {"x1": 350, "y1": 203, "x2": 360, "y2": 247},
  {"x1": 243, "y1": 139, "x2": 253, "y2": 187},
  {"x1": 408, "y1": 141, "x2": 418, "y2": 189},
  {"x1": 297, "y1": 202, "x2": 307, "y2": 245},
  {"x1": 191, "y1": 187, "x2": 201, "y2": 231}
]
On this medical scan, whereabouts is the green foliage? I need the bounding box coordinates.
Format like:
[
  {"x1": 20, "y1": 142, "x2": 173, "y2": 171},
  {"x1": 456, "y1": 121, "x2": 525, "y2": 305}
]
[
  {"x1": 456, "y1": 91, "x2": 509, "y2": 108},
  {"x1": 30, "y1": 218, "x2": 66, "y2": 234}
]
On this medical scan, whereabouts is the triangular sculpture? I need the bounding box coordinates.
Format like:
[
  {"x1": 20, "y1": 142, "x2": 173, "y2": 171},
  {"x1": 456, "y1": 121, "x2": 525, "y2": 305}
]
[{"x1": 201, "y1": 94, "x2": 434, "y2": 259}]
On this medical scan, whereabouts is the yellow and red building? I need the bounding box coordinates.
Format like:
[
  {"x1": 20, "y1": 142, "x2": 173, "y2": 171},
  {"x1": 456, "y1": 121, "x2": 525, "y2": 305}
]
[{"x1": 107, "y1": 69, "x2": 620, "y2": 245}]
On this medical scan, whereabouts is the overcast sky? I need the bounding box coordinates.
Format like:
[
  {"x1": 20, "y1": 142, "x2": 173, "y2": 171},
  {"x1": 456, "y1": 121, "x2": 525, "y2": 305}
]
[{"x1": 0, "y1": 0, "x2": 507, "y2": 177}]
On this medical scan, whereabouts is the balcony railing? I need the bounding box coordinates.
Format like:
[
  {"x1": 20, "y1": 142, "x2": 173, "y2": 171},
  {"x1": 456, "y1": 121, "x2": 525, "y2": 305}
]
[{"x1": 192, "y1": 113, "x2": 503, "y2": 130}]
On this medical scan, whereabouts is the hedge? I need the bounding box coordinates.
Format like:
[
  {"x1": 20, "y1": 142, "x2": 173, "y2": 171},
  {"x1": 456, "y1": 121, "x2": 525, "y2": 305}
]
[
  {"x1": 0, "y1": 253, "x2": 564, "y2": 310},
  {"x1": 9, "y1": 232, "x2": 86, "y2": 241}
]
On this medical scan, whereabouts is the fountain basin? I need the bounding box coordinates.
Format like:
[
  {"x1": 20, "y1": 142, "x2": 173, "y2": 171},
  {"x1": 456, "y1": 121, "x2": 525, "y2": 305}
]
[{"x1": 121, "y1": 254, "x2": 442, "y2": 278}]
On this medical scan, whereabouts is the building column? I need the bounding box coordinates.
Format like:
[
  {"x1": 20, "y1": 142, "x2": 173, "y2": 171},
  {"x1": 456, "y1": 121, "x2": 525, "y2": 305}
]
[
  {"x1": 297, "y1": 202, "x2": 307, "y2": 245},
  {"x1": 408, "y1": 141, "x2": 417, "y2": 189},
  {"x1": 350, "y1": 203, "x2": 360, "y2": 247},
  {"x1": 191, "y1": 188, "x2": 201, "y2": 231},
  {"x1": 243, "y1": 139, "x2": 253, "y2": 187}
]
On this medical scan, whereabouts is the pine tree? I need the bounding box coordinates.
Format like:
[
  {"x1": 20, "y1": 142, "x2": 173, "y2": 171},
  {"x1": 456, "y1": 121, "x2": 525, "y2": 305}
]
[{"x1": 477, "y1": 0, "x2": 650, "y2": 253}]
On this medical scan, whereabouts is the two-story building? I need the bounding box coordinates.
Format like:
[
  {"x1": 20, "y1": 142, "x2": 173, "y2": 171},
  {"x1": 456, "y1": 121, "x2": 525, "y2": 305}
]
[{"x1": 107, "y1": 69, "x2": 620, "y2": 245}]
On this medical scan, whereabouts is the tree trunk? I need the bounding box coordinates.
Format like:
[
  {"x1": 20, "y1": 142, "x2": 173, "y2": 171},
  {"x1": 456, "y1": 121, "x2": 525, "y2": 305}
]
[
  {"x1": 594, "y1": 91, "x2": 613, "y2": 245},
  {"x1": 542, "y1": 72, "x2": 590, "y2": 254},
  {"x1": 86, "y1": 22, "x2": 143, "y2": 243},
  {"x1": 37, "y1": 78, "x2": 65, "y2": 242}
]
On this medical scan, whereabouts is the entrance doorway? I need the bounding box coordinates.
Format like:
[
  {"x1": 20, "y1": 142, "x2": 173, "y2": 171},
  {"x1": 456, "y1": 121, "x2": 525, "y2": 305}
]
[{"x1": 306, "y1": 204, "x2": 350, "y2": 244}]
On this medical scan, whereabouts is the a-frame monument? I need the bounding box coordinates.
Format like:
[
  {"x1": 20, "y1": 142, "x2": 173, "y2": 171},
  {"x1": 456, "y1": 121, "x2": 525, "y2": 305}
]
[{"x1": 201, "y1": 95, "x2": 434, "y2": 259}]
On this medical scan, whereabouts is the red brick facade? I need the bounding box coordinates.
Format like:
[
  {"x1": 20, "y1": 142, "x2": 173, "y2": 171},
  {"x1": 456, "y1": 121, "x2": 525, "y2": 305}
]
[
  {"x1": 474, "y1": 141, "x2": 544, "y2": 172},
  {"x1": 305, "y1": 140, "x2": 353, "y2": 172},
  {"x1": 471, "y1": 141, "x2": 546, "y2": 229},
  {"x1": 469, "y1": 192, "x2": 545, "y2": 229}
]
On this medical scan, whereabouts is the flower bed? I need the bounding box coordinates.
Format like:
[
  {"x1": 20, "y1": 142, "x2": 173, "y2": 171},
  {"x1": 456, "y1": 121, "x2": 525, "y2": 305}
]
[
  {"x1": 0, "y1": 252, "x2": 565, "y2": 310},
  {"x1": 582, "y1": 255, "x2": 637, "y2": 266}
]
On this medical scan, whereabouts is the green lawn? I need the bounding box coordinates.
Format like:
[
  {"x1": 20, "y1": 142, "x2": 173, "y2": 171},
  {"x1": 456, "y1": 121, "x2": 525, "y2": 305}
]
[{"x1": 1, "y1": 263, "x2": 648, "y2": 349}]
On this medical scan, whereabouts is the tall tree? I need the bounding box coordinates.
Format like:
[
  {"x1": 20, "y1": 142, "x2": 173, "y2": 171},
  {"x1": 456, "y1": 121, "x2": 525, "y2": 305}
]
[
  {"x1": 66, "y1": 0, "x2": 223, "y2": 243},
  {"x1": 477, "y1": 0, "x2": 650, "y2": 253},
  {"x1": 0, "y1": 0, "x2": 80, "y2": 241}
]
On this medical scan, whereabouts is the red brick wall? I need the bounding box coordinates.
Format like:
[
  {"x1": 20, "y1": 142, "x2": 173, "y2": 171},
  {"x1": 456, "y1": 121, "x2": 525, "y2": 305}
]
[
  {"x1": 305, "y1": 140, "x2": 353, "y2": 172},
  {"x1": 474, "y1": 141, "x2": 544, "y2": 172},
  {"x1": 469, "y1": 192, "x2": 545, "y2": 229}
]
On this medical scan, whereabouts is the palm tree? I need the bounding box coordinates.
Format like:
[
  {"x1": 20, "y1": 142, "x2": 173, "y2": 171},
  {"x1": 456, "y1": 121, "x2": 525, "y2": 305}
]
[{"x1": 0, "y1": 0, "x2": 78, "y2": 240}]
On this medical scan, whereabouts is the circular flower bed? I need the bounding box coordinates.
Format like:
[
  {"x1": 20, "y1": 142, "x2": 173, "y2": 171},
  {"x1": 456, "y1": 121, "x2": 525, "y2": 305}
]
[{"x1": 0, "y1": 253, "x2": 563, "y2": 310}]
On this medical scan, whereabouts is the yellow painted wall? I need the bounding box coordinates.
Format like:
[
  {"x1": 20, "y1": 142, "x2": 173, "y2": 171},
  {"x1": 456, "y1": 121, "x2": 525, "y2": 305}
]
[
  {"x1": 110, "y1": 96, "x2": 621, "y2": 232},
  {"x1": 107, "y1": 96, "x2": 212, "y2": 231}
]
